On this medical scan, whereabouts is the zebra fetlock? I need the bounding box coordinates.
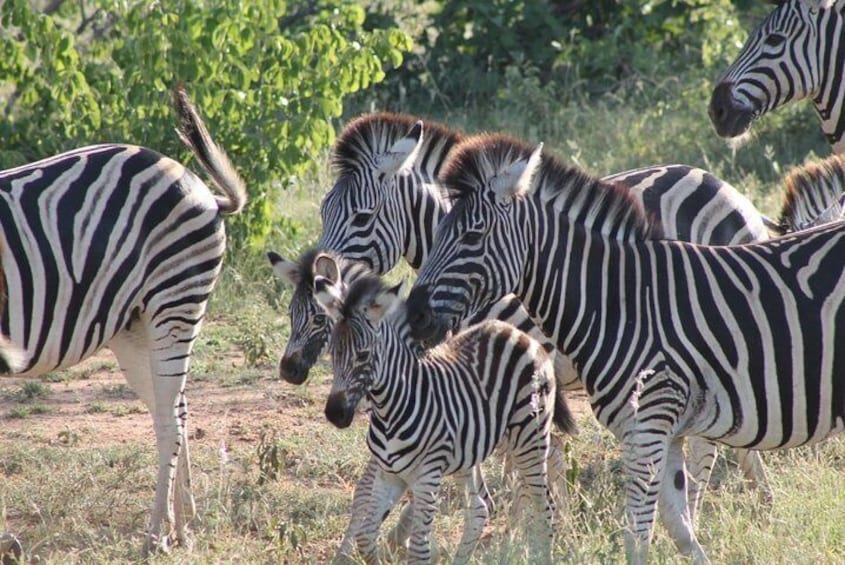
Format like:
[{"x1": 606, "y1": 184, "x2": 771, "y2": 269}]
[{"x1": 312, "y1": 253, "x2": 569, "y2": 564}]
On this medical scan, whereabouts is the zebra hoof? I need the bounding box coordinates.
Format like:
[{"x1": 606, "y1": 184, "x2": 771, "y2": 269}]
[{"x1": 1, "y1": 532, "x2": 23, "y2": 565}]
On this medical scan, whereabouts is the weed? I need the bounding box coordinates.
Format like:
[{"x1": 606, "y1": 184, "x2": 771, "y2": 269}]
[
  {"x1": 85, "y1": 402, "x2": 108, "y2": 414},
  {"x1": 16, "y1": 381, "x2": 49, "y2": 402}
]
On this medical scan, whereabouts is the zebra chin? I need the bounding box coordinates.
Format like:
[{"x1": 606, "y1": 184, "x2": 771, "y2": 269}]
[{"x1": 325, "y1": 390, "x2": 358, "y2": 429}]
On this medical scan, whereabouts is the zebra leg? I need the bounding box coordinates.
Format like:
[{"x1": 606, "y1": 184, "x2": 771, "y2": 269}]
[
  {"x1": 507, "y1": 425, "x2": 554, "y2": 563},
  {"x1": 335, "y1": 456, "x2": 413, "y2": 563},
  {"x1": 356, "y1": 468, "x2": 407, "y2": 563},
  {"x1": 734, "y1": 449, "x2": 774, "y2": 505},
  {"x1": 453, "y1": 466, "x2": 493, "y2": 565},
  {"x1": 407, "y1": 471, "x2": 444, "y2": 565},
  {"x1": 685, "y1": 436, "x2": 719, "y2": 527},
  {"x1": 110, "y1": 328, "x2": 192, "y2": 554},
  {"x1": 658, "y1": 439, "x2": 709, "y2": 563},
  {"x1": 621, "y1": 368, "x2": 699, "y2": 565}
]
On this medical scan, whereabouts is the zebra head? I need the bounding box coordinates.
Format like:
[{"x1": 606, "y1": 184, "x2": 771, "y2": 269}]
[
  {"x1": 317, "y1": 114, "x2": 428, "y2": 273},
  {"x1": 267, "y1": 249, "x2": 335, "y2": 384},
  {"x1": 313, "y1": 258, "x2": 402, "y2": 429},
  {"x1": 408, "y1": 135, "x2": 542, "y2": 345},
  {"x1": 710, "y1": 0, "x2": 842, "y2": 141}
]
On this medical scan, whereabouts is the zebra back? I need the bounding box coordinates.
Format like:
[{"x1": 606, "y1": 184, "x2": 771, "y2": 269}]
[{"x1": 777, "y1": 153, "x2": 845, "y2": 231}]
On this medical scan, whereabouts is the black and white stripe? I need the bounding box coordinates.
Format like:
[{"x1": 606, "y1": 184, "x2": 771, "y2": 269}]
[
  {"x1": 408, "y1": 134, "x2": 845, "y2": 563},
  {"x1": 301, "y1": 113, "x2": 773, "y2": 518},
  {"x1": 0, "y1": 86, "x2": 246, "y2": 554},
  {"x1": 777, "y1": 153, "x2": 845, "y2": 231},
  {"x1": 312, "y1": 254, "x2": 572, "y2": 564},
  {"x1": 710, "y1": 0, "x2": 845, "y2": 153}
]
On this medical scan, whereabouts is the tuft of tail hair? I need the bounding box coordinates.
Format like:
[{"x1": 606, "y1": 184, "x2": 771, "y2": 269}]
[
  {"x1": 172, "y1": 82, "x2": 247, "y2": 215},
  {"x1": 0, "y1": 337, "x2": 26, "y2": 374},
  {"x1": 553, "y1": 388, "x2": 578, "y2": 435}
]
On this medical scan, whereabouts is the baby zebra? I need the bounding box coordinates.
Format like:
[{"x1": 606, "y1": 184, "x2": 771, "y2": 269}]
[{"x1": 311, "y1": 253, "x2": 574, "y2": 564}]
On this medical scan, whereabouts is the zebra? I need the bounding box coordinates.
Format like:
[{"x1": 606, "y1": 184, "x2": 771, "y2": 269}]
[
  {"x1": 710, "y1": 0, "x2": 845, "y2": 154},
  {"x1": 298, "y1": 112, "x2": 773, "y2": 517},
  {"x1": 777, "y1": 153, "x2": 845, "y2": 231},
  {"x1": 406, "y1": 133, "x2": 845, "y2": 564},
  {"x1": 311, "y1": 253, "x2": 574, "y2": 564},
  {"x1": 0, "y1": 85, "x2": 246, "y2": 555}
]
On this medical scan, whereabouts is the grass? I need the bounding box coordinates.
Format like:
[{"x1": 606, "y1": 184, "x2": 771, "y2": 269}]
[{"x1": 2, "y1": 61, "x2": 843, "y2": 563}]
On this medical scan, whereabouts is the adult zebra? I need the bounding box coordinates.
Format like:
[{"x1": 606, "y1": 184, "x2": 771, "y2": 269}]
[
  {"x1": 709, "y1": 0, "x2": 845, "y2": 153},
  {"x1": 0, "y1": 85, "x2": 246, "y2": 554},
  {"x1": 311, "y1": 258, "x2": 570, "y2": 564},
  {"x1": 287, "y1": 112, "x2": 771, "y2": 512},
  {"x1": 406, "y1": 134, "x2": 845, "y2": 564}
]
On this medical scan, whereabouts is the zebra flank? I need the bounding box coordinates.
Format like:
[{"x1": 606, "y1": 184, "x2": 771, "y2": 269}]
[
  {"x1": 313, "y1": 259, "x2": 568, "y2": 563},
  {"x1": 409, "y1": 133, "x2": 845, "y2": 563},
  {"x1": 710, "y1": 0, "x2": 845, "y2": 153},
  {"x1": 0, "y1": 85, "x2": 245, "y2": 555}
]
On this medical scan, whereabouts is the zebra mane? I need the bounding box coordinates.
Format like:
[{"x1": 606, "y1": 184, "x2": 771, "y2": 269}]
[
  {"x1": 441, "y1": 133, "x2": 661, "y2": 240},
  {"x1": 333, "y1": 112, "x2": 462, "y2": 180},
  {"x1": 777, "y1": 154, "x2": 845, "y2": 231}
]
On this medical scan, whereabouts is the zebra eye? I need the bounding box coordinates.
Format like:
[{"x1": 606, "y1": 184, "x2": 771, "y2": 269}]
[
  {"x1": 351, "y1": 212, "x2": 372, "y2": 227},
  {"x1": 461, "y1": 231, "x2": 484, "y2": 245},
  {"x1": 763, "y1": 33, "x2": 786, "y2": 48},
  {"x1": 355, "y1": 351, "x2": 371, "y2": 363}
]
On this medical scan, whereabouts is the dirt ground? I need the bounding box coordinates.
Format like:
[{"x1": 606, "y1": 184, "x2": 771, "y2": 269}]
[{"x1": 0, "y1": 349, "x2": 595, "y2": 453}]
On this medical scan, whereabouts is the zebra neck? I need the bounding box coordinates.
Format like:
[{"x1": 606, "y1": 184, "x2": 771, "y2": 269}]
[
  {"x1": 398, "y1": 173, "x2": 451, "y2": 271},
  {"x1": 368, "y1": 321, "x2": 422, "y2": 421},
  {"x1": 518, "y1": 219, "x2": 645, "y2": 393}
]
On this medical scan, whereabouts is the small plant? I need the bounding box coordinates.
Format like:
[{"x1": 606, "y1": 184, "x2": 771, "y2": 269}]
[
  {"x1": 99, "y1": 384, "x2": 136, "y2": 400},
  {"x1": 85, "y1": 402, "x2": 108, "y2": 414},
  {"x1": 16, "y1": 381, "x2": 49, "y2": 402},
  {"x1": 8, "y1": 407, "x2": 30, "y2": 419},
  {"x1": 257, "y1": 431, "x2": 286, "y2": 485}
]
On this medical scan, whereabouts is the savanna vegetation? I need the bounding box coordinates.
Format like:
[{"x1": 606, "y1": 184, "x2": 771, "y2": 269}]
[{"x1": 1, "y1": 1, "x2": 842, "y2": 563}]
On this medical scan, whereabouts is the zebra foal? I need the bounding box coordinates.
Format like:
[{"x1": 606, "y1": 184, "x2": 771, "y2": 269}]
[
  {"x1": 407, "y1": 134, "x2": 845, "y2": 563},
  {"x1": 311, "y1": 252, "x2": 574, "y2": 564},
  {"x1": 0, "y1": 85, "x2": 246, "y2": 554},
  {"x1": 710, "y1": 0, "x2": 845, "y2": 153}
]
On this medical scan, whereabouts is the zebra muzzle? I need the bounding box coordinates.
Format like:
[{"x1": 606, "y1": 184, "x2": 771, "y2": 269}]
[{"x1": 325, "y1": 390, "x2": 355, "y2": 429}]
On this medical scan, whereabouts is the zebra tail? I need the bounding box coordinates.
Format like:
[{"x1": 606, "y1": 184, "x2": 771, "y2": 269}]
[
  {"x1": 552, "y1": 388, "x2": 578, "y2": 436},
  {"x1": 172, "y1": 83, "x2": 248, "y2": 215},
  {"x1": 0, "y1": 337, "x2": 26, "y2": 374}
]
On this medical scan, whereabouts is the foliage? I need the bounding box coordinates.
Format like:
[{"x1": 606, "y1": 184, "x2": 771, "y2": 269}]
[{"x1": 0, "y1": 0, "x2": 411, "y2": 247}]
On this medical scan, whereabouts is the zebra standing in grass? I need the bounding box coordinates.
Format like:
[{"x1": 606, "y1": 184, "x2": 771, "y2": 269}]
[
  {"x1": 0, "y1": 85, "x2": 246, "y2": 555},
  {"x1": 777, "y1": 153, "x2": 845, "y2": 230},
  {"x1": 710, "y1": 0, "x2": 845, "y2": 153},
  {"x1": 300, "y1": 112, "x2": 772, "y2": 516},
  {"x1": 407, "y1": 134, "x2": 845, "y2": 564},
  {"x1": 311, "y1": 254, "x2": 573, "y2": 564}
]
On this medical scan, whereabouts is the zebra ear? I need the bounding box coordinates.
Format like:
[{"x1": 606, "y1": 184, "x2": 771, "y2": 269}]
[
  {"x1": 377, "y1": 121, "x2": 424, "y2": 176},
  {"x1": 313, "y1": 275, "x2": 344, "y2": 321},
  {"x1": 363, "y1": 280, "x2": 405, "y2": 324},
  {"x1": 490, "y1": 143, "x2": 543, "y2": 202},
  {"x1": 313, "y1": 252, "x2": 341, "y2": 285},
  {"x1": 267, "y1": 251, "x2": 301, "y2": 287}
]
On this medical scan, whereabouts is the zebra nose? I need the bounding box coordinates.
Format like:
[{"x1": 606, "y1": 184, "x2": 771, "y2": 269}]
[
  {"x1": 279, "y1": 350, "x2": 309, "y2": 385},
  {"x1": 406, "y1": 285, "x2": 434, "y2": 334},
  {"x1": 709, "y1": 82, "x2": 733, "y2": 124},
  {"x1": 325, "y1": 391, "x2": 354, "y2": 428}
]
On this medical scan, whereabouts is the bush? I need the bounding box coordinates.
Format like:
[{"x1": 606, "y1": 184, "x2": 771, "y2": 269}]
[{"x1": 0, "y1": 0, "x2": 412, "y2": 248}]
